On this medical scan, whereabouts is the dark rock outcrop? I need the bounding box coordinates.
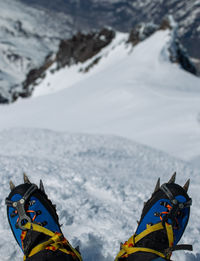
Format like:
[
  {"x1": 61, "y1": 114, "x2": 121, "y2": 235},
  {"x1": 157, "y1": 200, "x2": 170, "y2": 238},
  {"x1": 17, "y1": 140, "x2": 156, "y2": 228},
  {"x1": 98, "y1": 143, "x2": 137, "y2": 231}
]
[
  {"x1": 22, "y1": 53, "x2": 55, "y2": 96},
  {"x1": 165, "y1": 16, "x2": 198, "y2": 76},
  {"x1": 19, "y1": 0, "x2": 200, "y2": 61},
  {"x1": 169, "y1": 40, "x2": 197, "y2": 76},
  {"x1": 128, "y1": 17, "x2": 173, "y2": 46},
  {"x1": 19, "y1": 28, "x2": 115, "y2": 97},
  {"x1": 1, "y1": 23, "x2": 197, "y2": 104},
  {"x1": 159, "y1": 17, "x2": 173, "y2": 31},
  {"x1": 56, "y1": 28, "x2": 115, "y2": 69},
  {"x1": 128, "y1": 23, "x2": 158, "y2": 46},
  {"x1": 0, "y1": 94, "x2": 9, "y2": 104},
  {"x1": 128, "y1": 17, "x2": 197, "y2": 76}
]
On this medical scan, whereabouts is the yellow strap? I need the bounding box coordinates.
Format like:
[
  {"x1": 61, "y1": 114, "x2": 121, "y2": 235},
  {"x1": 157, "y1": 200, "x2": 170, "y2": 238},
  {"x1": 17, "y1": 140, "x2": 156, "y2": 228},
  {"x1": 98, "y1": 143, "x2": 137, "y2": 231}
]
[
  {"x1": 115, "y1": 247, "x2": 166, "y2": 261},
  {"x1": 114, "y1": 249, "x2": 127, "y2": 260},
  {"x1": 126, "y1": 235, "x2": 134, "y2": 246},
  {"x1": 27, "y1": 239, "x2": 56, "y2": 258},
  {"x1": 24, "y1": 223, "x2": 55, "y2": 237},
  {"x1": 165, "y1": 223, "x2": 173, "y2": 248},
  {"x1": 28, "y1": 241, "x2": 79, "y2": 258},
  {"x1": 65, "y1": 243, "x2": 83, "y2": 261},
  {"x1": 23, "y1": 223, "x2": 82, "y2": 261},
  {"x1": 115, "y1": 223, "x2": 164, "y2": 261},
  {"x1": 134, "y1": 223, "x2": 164, "y2": 244},
  {"x1": 44, "y1": 241, "x2": 82, "y2": 261},
  {"x1": 125, "y1": 247, "x2": 166, "y2": 258},
  {"x1": 165, "y1": 223, "x2": 174, "y2": 259},
  {"x1": 115, "y1": 222, "x2": 174, "y2": 261},
  {"x1": 123, "y1": 222, "x2": 164, "y2": 249}
]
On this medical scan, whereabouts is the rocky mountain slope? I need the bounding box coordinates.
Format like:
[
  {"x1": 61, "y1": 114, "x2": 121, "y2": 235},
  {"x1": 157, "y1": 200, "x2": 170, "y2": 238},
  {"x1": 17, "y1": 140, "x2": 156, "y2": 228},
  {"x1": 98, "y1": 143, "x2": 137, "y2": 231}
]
[
  {"x1": 0, "y1": 0, "x2": 199, "y2": 103},
  {"x1": 0, "y1": 11, "x2": 197, "y2": 104},
  {"x1": 19, "y1": 0, "x2": 200, "y2": 60},
  {"x1": 0, "y1": 0, "x2": 72, "y2": 103},
  {"x1": 22, "y1": 18, "x2": 198, "y2": 101}
]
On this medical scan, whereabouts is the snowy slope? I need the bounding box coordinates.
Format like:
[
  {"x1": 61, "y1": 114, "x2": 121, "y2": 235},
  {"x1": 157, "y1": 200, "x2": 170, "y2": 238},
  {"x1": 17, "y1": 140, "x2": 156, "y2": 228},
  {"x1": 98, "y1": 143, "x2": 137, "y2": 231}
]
[
  {"x1": 0, "y1": 128, "x2": 199, "y2": 261},
  {"x1": 0, "y1": 30, "x2": 200, "y2": 161},
  {"x1": 0, "y1": 0, "x2": 72, "y2": 102}
]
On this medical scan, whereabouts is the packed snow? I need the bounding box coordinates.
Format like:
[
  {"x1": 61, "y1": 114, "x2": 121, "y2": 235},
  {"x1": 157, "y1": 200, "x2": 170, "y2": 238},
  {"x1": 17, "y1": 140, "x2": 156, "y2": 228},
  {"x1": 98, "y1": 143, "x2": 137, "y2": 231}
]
[
  {"x1": 0, "y1": 128, "x2": 199, "y2": 261},
  {"x1": 0, "y1": 27, "x2": 200, "y2": 261}
]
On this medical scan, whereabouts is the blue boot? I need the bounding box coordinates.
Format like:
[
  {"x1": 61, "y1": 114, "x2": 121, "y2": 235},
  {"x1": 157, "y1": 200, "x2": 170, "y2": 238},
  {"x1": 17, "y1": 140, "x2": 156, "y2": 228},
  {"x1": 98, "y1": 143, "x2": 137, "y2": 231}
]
[
  {"x1": 5, "y1": 174, "x2": 82, "y2": 261},
  {"x1": 115, "y1": 173, "x2": 192, "y2": 261}
]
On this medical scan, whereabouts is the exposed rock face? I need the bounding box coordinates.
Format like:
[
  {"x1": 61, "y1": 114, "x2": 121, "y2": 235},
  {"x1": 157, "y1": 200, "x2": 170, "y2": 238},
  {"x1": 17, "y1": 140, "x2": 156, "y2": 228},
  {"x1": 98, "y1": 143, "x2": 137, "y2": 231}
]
[
  {"x1": 128, "y1": 17, "x2": 197, "y2": 76},
  {"x1": 128, "y1": 23, "x2": 159, "y2": 46},
  {"x1": 56, "y1": 28, "x2": 115, "y2": 69},
  {"x1": 127, "y1": 17, "x2": 174, "y2": 46},
  {"x1": 169, "y1": 40, "x2": 197, "y2": 76},
  {"x1": 0, "y1": 0, "x2": 72, "y2": 104},
  {"x1": 1, "y1": 0, "x2": 199, "y2": 104},
  {"x1": 0, "y1": 94, "x2": 9, "y2": 104},
  {"x1": 22, "y1": 54, "x2": 55, "y2": 97},
  {"x1": 0, "y1": 21, "x2": 198, "y2": 104},
  {"x1": 19, "y1": 0, "x2": 200, "y2": 60},
  {"x1": 166, "y1": 16, "x2": 197, "y2": 76},
  {"x1": 19, "y1": 28, "x2": 115, "y2": 94}
]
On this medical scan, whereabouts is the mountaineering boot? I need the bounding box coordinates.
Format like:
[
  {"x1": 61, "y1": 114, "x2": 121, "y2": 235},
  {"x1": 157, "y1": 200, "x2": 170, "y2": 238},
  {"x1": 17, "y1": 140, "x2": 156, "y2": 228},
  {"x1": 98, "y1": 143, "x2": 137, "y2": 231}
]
[
  {"x1": 115, "y1": 173, "x2": 193, "y2": 261},
  {"x1": 5, "y1": 174, "x2": 82, "y2": 261}
]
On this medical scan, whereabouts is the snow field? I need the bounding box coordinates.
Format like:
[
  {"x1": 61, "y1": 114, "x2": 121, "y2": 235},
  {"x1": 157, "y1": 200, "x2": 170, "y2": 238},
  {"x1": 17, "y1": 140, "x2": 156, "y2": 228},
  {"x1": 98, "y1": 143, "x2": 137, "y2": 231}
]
[
  {"x1": 0, "y1": 129, "x2": 199, "y2": 261},
  {"x1": 0, "y1": 30, "x2": 200, "y2": 161}
]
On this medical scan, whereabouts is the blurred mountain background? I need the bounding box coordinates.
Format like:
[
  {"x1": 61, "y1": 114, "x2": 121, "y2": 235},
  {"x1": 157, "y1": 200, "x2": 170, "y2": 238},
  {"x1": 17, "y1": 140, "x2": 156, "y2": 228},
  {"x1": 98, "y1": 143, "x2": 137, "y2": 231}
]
[
  {"x1": 20, "y1": 0, "x2": 200, "y2": 59},
  {"x1": 0, "y1": 0, "x2": 199, "y2": 103}
]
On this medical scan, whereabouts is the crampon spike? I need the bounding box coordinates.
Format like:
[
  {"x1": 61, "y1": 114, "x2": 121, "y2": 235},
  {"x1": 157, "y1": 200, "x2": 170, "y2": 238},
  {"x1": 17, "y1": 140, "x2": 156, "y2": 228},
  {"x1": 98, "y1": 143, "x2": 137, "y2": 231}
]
[
  {"x1": 154, "y1": 178, "x2": 160, "y2": 193},
  {"x1": 168, "y1": 172, "x2": 176, "y2": 184},
  {"x1": 23, "y1": 173, "x2": 31, "y2": 184},
  {"x1": 183, "y1": 179, "x2": 190, "y2": 192},
  {"x1": 40, "y1": 179, "x2": 45, "y2": 193},
  {"x1": 75, "y1": 245, "x2": 80, "y2": 253},
  {"x1": 9, "y1": 180, "x2": 15, "y2": 191}
]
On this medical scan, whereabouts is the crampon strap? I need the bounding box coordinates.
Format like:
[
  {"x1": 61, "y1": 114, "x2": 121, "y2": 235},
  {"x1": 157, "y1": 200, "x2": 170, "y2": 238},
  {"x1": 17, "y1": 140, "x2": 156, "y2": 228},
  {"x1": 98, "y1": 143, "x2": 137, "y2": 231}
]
[
  {"x1": 22, "y1": 222, "x2": 82, "y2": 261},
  {"x1": 114, "y1": 222, "x2": 192, "y2": 261},
  {"x1": 5, "y1": 184, "x2": 38, "y2": 230},
  {"x1": 160, "y1": 184, "x2": 192, "y2": 227}
]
